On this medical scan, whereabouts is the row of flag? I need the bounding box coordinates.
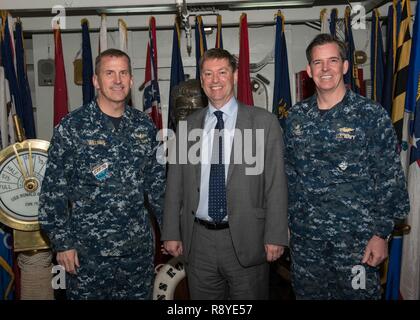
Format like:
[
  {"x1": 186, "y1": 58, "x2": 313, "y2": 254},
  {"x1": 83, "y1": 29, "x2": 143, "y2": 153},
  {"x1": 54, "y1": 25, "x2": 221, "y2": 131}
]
[
  {"x1": 398, "y1": 0, "x2": 420, "y2": 301},
  {"x1": 1, "y1": 11, "x2": 37, "y2": 300},
  {"x1": 1, "y1": 12, "x2": 35, "y2": 143},
  {"x1": 368, "y1": 0, "x2": 420, "y2": 300},
  {"x1": 2, "y1": 10, "x2": 290, "y2": 134}
]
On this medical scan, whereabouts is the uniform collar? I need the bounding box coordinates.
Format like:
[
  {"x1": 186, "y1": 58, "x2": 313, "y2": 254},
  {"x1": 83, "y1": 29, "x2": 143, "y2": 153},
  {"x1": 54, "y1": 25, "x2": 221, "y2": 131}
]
[
  {"x1": 90, "y1": 98, "x2": 133, "y2": 131},
  {"x1": 308, "y1": 89, "x2": 352, "y2": 117}
]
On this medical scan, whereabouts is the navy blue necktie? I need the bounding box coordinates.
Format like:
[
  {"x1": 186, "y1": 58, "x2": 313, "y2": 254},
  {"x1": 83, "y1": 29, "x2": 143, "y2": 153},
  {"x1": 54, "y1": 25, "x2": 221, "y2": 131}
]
[{"x1": 208, "y1": 111, "x2": 227, "y2": 223}]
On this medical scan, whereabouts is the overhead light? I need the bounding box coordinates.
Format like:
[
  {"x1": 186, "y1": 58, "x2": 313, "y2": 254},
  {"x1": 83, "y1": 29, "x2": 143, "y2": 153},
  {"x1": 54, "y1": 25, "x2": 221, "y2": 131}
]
[{"x1": 229, "y1": 1, "x2": 314, "y2": 10}]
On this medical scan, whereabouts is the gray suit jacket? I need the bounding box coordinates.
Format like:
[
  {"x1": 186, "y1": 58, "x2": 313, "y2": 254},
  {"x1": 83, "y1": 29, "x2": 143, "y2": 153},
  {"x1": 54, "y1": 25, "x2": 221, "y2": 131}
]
[{"x1": 162, "y1": 102, "x2": 288, "y2": 267}]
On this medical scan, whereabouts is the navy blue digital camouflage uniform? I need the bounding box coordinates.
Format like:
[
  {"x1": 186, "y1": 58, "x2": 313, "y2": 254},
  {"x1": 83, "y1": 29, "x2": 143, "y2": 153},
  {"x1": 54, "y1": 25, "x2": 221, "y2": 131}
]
[
  {"x1": 38, "y1": 100, "x2": 165, "y2": 299},
  {"x1": 284, "y1": 90, "x2": 409, "y2": 299}
]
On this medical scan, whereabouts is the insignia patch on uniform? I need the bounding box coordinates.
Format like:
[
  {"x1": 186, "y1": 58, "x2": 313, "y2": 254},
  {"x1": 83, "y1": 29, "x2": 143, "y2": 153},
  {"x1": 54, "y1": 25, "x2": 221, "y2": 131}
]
[
  {"x1": 293, "y1": 124, "x2": 303, "y2": 136},
  {"x1": 338, "y1": 127, "x2": 354, "y2": 133},
  {"x1": 134, "y1": 133, "x2": 150, "y2": 143},
  {"x1": 91, "y1": 162, "x2": 111, "y2": 181},
  {"x1": 336, "y1": 127, "x2": 355, "y2": 140},
  {"x1": 86, "y1": 139, "x2": 106, "y2": 146},
  {"x1": 338, "y1": 161, "x2": 348, "y2": 171},
  {"x1": 278, "y1": 99, "x2": 289, "y2": 119}
]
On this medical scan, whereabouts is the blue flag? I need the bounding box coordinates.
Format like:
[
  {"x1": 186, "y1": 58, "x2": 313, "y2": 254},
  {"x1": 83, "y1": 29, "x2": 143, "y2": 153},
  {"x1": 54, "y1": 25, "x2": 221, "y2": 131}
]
[
  {"x1": 272, "y1": 11, "x2": 291, "y2": 130},
  {"x1": 15, "y1": 19, "x2": 36, "y2": 138},
  {"x1": 330, "y1": 8, "x2": 337, "y2": 37},
  {"x1": 81, "y1": 19, "x2": 94, "y2": 105},
  {"x1": 386, "y1": 0, "x2": 419, "y2": 300},
  {"x1": 344, "y1": 6, "x2": 360, "y2": 94},
  {"x1": 1, "y1": 14, "x2": 24, "y2": 126},
  {"x1": 386, "y1": 236, "x2": 403, "y2": 300},
  {"x1": 168, "y1": 18, "x2": 185, "y2": 131},
  {"x1": 407, "y1": 0, "x2": 420, "y2": 163},
  {"x1": 195, "y1": 16, "x2": 207, "y2": 79},
  {"x1": 370, "y1": 9, "x2": 385, "y2": 103},
  {"x1": 400, "y1": 1, "x2": 420, "y2": 299},
  {"x1": 396, "y1": 1, "x2": 402, "y2": 37},
  {"x1": 0, "y1": 225, "x2": 14, "y2": 300},
  {"x1": 382, "y1": 3, "x2": 396, "y2": 117}
]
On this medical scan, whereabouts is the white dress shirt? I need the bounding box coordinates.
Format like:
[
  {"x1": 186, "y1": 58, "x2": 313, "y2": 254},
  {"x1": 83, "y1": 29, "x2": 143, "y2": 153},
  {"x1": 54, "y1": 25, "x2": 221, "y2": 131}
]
[{"x1": 195, "y1": 96, "x2": 238, "y2": 221}]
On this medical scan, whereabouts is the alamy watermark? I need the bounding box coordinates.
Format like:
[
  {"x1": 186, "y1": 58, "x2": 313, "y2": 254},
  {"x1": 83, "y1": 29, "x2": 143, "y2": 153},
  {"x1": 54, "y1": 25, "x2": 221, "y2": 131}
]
[
  {"x1": 51, "y1": 5, "x2": 66, "y2": 30},
  {"x1": 51, "y1": 265, "x2": 66, "y2": 289},
  {"x1": 351, "y1": 3, "x2": 366, "y2": 30},
  {"x1": 351, "y1": 265, "x2": 366, "y2": 290},
  {"x1": 156, "y1": 121, "x2": 266, "y2": 176}
]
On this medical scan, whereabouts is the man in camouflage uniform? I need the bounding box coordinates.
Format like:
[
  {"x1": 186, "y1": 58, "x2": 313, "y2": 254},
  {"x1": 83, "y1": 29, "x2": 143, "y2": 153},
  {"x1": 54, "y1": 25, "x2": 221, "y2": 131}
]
[
  {"x1": 284, "y1": 34, "x2": 409, "y2": 299},
  {"x1": 38, "y1": 49, "x2": 165, "y2": 299}
]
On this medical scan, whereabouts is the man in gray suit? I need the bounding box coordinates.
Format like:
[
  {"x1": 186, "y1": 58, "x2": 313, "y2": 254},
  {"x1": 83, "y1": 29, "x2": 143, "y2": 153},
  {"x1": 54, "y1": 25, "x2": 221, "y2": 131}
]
[{"x1": 162, "y1": 48, "x2": 288, "y2": 299}]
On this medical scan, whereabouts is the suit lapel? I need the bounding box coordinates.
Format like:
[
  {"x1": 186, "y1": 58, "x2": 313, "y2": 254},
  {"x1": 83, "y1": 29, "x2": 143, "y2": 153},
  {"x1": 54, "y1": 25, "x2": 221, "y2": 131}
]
[
  {"x1": 191, "y1": 108, "x2": 207, "y2": 187},
  {"x1": 227, "y1": 103, "x2": 251, "y2": 185}
]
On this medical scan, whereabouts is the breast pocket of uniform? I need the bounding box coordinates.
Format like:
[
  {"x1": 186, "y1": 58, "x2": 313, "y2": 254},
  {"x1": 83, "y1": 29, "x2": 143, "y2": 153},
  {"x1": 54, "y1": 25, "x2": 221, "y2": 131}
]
[{"x1": 330, "y1": 128, "x2": 367, "y2": 181}]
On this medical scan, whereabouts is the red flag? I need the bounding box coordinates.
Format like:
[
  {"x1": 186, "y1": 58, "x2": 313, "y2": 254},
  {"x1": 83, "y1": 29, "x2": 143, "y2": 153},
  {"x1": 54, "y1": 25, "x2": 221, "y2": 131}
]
[
  {"x1": 143, "y1": 16, "x2": 163, "y2": 129},
  {"x1": 237, "y1": 13, "x2": 253, "y2": 106},
  {"x1": 53, "y1": 26, "x2": 69, "y2": 126}
]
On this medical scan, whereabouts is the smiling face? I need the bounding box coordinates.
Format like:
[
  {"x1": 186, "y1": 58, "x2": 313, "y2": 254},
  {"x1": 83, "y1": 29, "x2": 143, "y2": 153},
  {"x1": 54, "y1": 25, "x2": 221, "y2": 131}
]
[
  {"x1": 200, "y1": 58, "x2": 238, "y2": 109},
  {"x1": 93, "y1": 55, "x2": 133, "y2": 108},
  {"x1": 306, "y1": 42, "x2": 349, "y2": 95}
]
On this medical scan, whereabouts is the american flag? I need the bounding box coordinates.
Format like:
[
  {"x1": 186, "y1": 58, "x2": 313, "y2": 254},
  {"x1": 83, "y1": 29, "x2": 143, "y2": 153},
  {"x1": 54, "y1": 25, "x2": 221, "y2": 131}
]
[{"x1": 143, "y1": 16, "x2": 162, "y2": 130}]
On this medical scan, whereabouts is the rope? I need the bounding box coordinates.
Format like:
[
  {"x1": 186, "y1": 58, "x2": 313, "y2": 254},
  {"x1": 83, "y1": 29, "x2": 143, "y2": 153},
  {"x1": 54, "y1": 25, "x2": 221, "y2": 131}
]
[{"x1": 17, "y1": 251, "x2": 54, "y2": 300}]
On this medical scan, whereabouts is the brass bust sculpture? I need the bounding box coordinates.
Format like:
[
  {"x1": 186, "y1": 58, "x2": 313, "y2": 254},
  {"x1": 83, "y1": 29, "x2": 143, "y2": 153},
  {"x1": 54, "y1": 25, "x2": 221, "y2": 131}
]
[{"x1": 170, "y1": 79, "x2": 208, "y2": 126}]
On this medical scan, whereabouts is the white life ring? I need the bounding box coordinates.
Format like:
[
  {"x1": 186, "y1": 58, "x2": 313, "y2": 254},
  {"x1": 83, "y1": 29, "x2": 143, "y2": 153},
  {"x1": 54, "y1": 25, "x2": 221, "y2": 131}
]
[{"x1": 153, "y1": 256, "x2": 186, "y2": 300}]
